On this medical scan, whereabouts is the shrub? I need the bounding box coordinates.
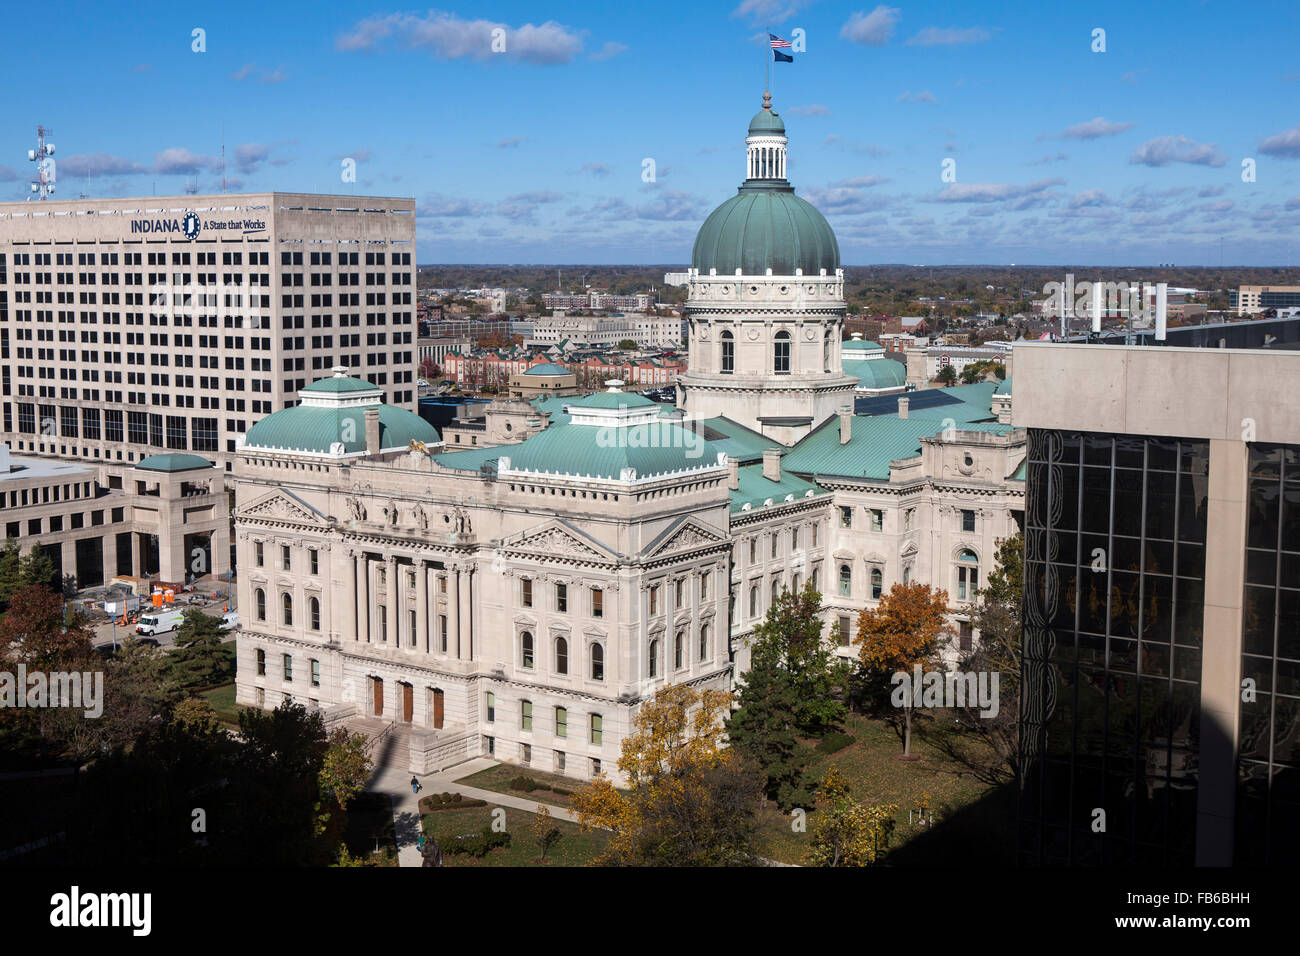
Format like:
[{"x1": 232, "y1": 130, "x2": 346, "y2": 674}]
[
  {"x1": 452, "y1": 793, "x2": 462, "y2": 803},
  {"x1": 441, "y1": 825, "x2": 512, "y2": 858},
  {"x1": 815, "y1": 732, "x2": 856, "y2": 755},
  {"x1": 509, "y1": 775, "x2": 540, "y2": 792}
]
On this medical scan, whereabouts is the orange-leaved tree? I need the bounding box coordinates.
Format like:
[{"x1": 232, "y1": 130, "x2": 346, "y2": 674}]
[
  {"x1": 571, "y1": 683, "x2": 762, "y2": 866},
  {"x1": 855, "y1": 582, "x2": 954, "y2": 757}
]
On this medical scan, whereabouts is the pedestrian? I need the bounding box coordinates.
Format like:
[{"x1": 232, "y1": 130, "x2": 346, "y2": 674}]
[{"x1": 410, "y1": 775, "x2": 421, "y2": 795}]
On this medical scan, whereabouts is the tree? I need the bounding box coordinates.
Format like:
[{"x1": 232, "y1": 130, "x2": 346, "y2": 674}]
[
  {"x1": 572, "y1": 683, "x2": 763, "y2": 866},
  {"x1": 936, "y1": 365, "x2": 957, "y2": 386},
  {"x1": 318, "y1": 728, "x2": 372, "y2": 812},
  {"x1": 0, "y1": 542, "x2": 60, "y2": 606},
  {"x1": 530, "y1": 805, "x2": 562, "y2": 862},
  {"x1": 617, "y1": 339, "x2": 637, "y2": 350},
  {"x1": 727, "y1": 583, "x2": 848, "y2": 808},
  {"x1": 930, "y1": 532, "x2": 1022, "y2": 785},
  {"x1": 855, "y1": 582, "x2": 954, "y2": 757},
  {"x1": 807, "y1": 766, "x2": 898, "y2": 866},
  {"x1": 171, "y1": 697, "x2": 224, "y2": 736},
  {"x1": 170, "y1": 610, "x2": 229, "y2": 691}
]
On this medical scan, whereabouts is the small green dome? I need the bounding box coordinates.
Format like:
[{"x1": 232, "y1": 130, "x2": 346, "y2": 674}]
[
  {"x1": 692, "y1": 184, "x2": 839, "y2": 276},
  {"x1": 523, "y1": 362, "x2": 571, "y2": 376},
  {"x1": 852, "y1": 359, "x2": 907, "y2": 391},
  {"x1": 748, "y1": 107, "x2": 785, "y2": 135},
  {"x1": 301, "y1": 375, "x2": 381, "y2": 394},
  {"x1": 137, "y1": 453, "x2": 214, "y2": 472},
  {"x1": 244, "y1": 404, "x2": 439, "y2": 455},
  {"x1": 568, "y1": 390, "x2": 657, "y2": 410},
  {"x1": 843, "y1": 338, "x2": 885, "y2": 353}
]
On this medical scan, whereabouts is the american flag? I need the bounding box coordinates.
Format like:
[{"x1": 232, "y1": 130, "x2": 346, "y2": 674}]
[{"x1": 769, "y1": 33, "x2": 791, "y2": 49}]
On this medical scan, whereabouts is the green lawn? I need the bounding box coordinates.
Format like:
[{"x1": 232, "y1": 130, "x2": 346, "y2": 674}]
[
  {"x1": 455, "y1": 763, "x2": 581, "y2": 808},
  {"x1": 754, "y1": 711, "x2": 1004, "y2": 866},
  {"x1": 421, "y1": 803, "x2": 608, "y2": 867},
  {"x1": 199, "y1": 683, "x2": 241, "y2": 727}
]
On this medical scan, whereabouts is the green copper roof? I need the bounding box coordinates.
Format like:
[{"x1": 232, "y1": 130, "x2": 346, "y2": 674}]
[
  {"x1": 502, "y1": 421, "x2": 723, "y2": 481},
  {"x1": 301, "y1": 375, "x2": 381, "y2": 393},
  {"x1": 136, "y1": 453, "x2": 214, "y2": 472},
  {"x1": 748, "y1": 106, "x2": 785, "y2": 135},
  {"x1": 994, "y1": 376, "x2": 1012, "y2": 395},
  {"x1": 899, "y1": 382, "x2": 999, "y2": 423},
  {"x1": 523, "y1": 362, "x2": 571, "y2": 376},
  {"x1": 851, "y1": 359, "x2": 908, "y2": 390},
  {"x1": 529, "y1": 395, "x2": 572, "y2": 425},
  {"x1": 432, "y1": 446, "x2": 503, "y2": 473},
  {"x1": 244, "y1": 404, "x2": 440, "y2": 455},
  {"x1": 1009, "y1": 457, "x2": 1026, "y2": 481},
  {"x1": 569, "y1": 390, "x2": 657, "y2": 410},
  {"x1": 695, "y1": 416, "x2": 784, "y2": 464},
  {"x1": 692, "y1": 183, "x2": 840, "y2": 276},
  {"x1": 730, "y1": 462, "x2": 824, "y2": 513},
  {"x1": 783, "y1": 415, "x2": 1016, "y2": 480},
  {"x1": 843, "y1": 338, "x2": 885, "y2": 352}
]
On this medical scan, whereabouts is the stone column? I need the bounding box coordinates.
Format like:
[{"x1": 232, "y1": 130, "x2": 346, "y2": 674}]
[
  {"x1": 101, "y1": 533, "x2": 118, "y2": 583},
  {"x1": 356, "y1": 553, "x2": 370, "y2": 642},
  {"x1": 458, "y1": 565, "x2": 473, "y2": 660},
  {"x1": 211, "y1": 523, "x2": 231, "y2": 578},
  {"x1": 1195, "y1": 438, "x2": 1249, "y2": 866},
  {"x1": 416, "y1": 560, "x2": 429, "y2": 653},
  {"x1": 61, "y1": 539, "x2": 76, "y2": 589},
  {"x1": 385, "y1": 554, "x2": 398, "y2": 645},
  {"x1": 448, "y1": 566, "x2": 461, "y2": 659},
  {"x1": 344, "y1": 549, "x2": 358, "y2": 642}
]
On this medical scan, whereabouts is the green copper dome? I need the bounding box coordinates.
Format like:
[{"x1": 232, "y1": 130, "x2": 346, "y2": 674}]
[
  {"x1": 747, "y1": 90, "x2": 786, "y2": 135},
  {"x1": 244, "y1": 405, "x2": 439, "y2": 456},
  {"x1": 692, "y1": 185, "x2": 840, "y2": 276}
]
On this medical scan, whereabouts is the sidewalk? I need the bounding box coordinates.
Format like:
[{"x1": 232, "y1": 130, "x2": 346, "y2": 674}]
[{"x1": 366, "y1": 757, "x2": 580, "y2": 867}]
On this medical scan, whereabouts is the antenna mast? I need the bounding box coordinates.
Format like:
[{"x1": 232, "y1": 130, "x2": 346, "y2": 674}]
[{"x1": 27, "y1": 125, "x2": 56, "y2": 200}]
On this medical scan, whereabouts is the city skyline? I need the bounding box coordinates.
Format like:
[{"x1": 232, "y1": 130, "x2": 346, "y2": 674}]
[{"x1": 3, "y1": 0, "x2": 1299, "y2": 266}]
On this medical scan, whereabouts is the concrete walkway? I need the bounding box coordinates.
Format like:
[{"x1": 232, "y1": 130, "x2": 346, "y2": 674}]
[{"x1": 366, "y1": 757, "x2": 583, "y2": 867}]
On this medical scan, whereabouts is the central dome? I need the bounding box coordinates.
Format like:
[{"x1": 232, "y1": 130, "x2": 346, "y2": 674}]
[{"x1": 691, "y1": 92, "x2": 840, "y2": 277}]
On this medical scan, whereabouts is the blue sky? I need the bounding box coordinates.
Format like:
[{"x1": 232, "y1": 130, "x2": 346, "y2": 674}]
[{"x1": 5, "y1": 0, "x2": 1300, "y2": 265}]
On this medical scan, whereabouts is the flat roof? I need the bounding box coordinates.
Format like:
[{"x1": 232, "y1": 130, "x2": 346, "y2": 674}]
[{"x1": 0, "y1": 456, "x2": 96, "y2": 483}]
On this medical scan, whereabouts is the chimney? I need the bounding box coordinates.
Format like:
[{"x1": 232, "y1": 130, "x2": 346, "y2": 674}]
[
  {"x1": 839, "y1": 404, "x2": 852, "y2": 445},
  {"x1": 762, "y1": 448, "x2": 781, "y2": 482},
  {"x1": 727, "y1": 457, "x2": 739, "y2": 490},
  {"x1": 898, "y1": 397, "x2": 909, "y2": 419},
  {"x1": 364, "y1": 407, "x2": 381, "y2": 457}
]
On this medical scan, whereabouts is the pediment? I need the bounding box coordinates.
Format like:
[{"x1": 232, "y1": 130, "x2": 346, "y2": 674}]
[
  {"x1": 239, "y1": 489, "x2": 327, "y2": 526},
  {"x1": 502, "y1": 519, "x2": 618, "y2": 562},
  {"x1": 642, "y1": 516, "x2": 728, "y2": 559}
]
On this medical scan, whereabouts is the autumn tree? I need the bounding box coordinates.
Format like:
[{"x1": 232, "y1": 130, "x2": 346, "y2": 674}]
[
  {"x1": 807, "y1": 766, "x2": 898, "y2": 867},
  {"x1": 572, "y1": 683, "x2": 763, "y2": 866},
  {"x1": 855, "y1": 582, "x2": 954, "y2": 757},
  {"x1": 530, "y1": 805, "x2": 562, "y2": 862},
  {"x1": 317, "y1": 728, "x2": 372, "y2": 812},
  {"x1": 727, "y1": 582, "x2": 848, "y2": 808}
]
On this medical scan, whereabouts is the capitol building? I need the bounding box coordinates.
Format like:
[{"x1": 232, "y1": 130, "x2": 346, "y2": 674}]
[{"x1": 231, "y1": 95, "x2": 1027, "y2": 780}]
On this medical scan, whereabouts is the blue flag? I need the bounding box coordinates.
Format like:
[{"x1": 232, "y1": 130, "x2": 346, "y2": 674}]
[
  {"x1": 769, "y1": 33, "x2": 793, "y2": 62},
  {"x1": 773, "y1": 49, "x2": 793, "y2": 62}
]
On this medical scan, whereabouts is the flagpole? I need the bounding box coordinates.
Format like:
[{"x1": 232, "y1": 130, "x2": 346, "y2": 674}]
[{"x1": 765, "y1": 27, "x2": 770, "y2": 94}]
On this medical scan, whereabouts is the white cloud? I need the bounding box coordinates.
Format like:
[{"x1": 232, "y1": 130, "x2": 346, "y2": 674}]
[
  {"x1": 732, "y1": 0, "x2": 813, "y2": 23},
  {"x1": 1060, "y1": 116, "x2": 1136, "y2": 140},
  {"x1": 929, "y1": 177, "x2": 1064, "y2": 203},
  {"x1": 906, "y1": 26, "x2": 991, "y2": 46},
  {"x1": 153, "y1": 147, "x2": 223, "y2": 175},
  {"x1": 840, "y1": 6, "x2": 901, "y2": 46},
  {"x1": 338, "y1": 12, "x2": 584, "y2": 65},
  {"x1": 589, "y1": 41, "x2": 627, "y2": 62},
  {"x1": 1259, "y1": 124, "x2": 1300, "y2": 158},
  {"x1": 1068, "y1": 189, "x2": 1109, "y2": 208},
  {"x1": 1129, "y1": 135, "x2": 1227, "y2": 167}
]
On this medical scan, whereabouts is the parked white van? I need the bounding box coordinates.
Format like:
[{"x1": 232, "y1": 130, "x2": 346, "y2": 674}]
[
  {"x1": 135, "y1": 609, "x2": 185, "y2": 636},
  {"x1": 219, "y1": 611, "x2": 238, "y2": 632}
]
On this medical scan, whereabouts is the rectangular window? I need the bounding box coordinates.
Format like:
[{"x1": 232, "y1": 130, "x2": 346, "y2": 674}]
[
  {"x1": 837, "y1": 616, "x2": 851, "y2": 646},
  {"x1": 555, "y1": 707, "x2": 567, "y2": 738},
  {"x1": 959, "y1": 621, "x2": 973, "y2": 651},
  {"x1": 486, "y1": 692, "x2": 495, "y2": 723},
  {"x1": 521, "y1": 700, "x2": 532, "y2": 731},
  {"x1": 649, "y1": 585, "x2": 659, "y2": 615},
  {"x1": 770, "y1": 534, "x2": 778, "y2": 559},
  {"x1": 555, "y1": 582, "x2": 568, "y2": 612},
  {"x1": 961, "y1": 509, "x2": 976, "y2": 533},
  {"x1": 555, "y1": 751, "x2": 566, "y2": 772},
  {"x1": 699, "y1": 572, "x2": 709, "y2": 601},
  {"x1": 749, "y1": 538, "x2": 757, "y2": 563},
  {"x1": 870, "y1": 509, "x2": 883, "y2": 532},
  {"x1": 590, "y1": 713, "x2": 603, "y2": 745},
  {"x1": 522, "y1": 743, "x2": 532, "y2": 764},
  {"x1": 438, "y1": 614, "x2": 448, "y2": 652},
  {"x1": 281, "y1": 544, "x2": 291, "y2": 571},
  {"x1": 591, "y1": 587, "x2": 603, "y2": 618},
  {"x1": 309, "y1": 549, "x2": 318, "y2": 575},
  {"x1": 254, "y1": 541, "x2": 264, "y2": 567},
  {"x1": 840, "y1": 506, "x2": 853, "y2": 529},
  {"x1": 282, "y1": 654, "x2": 293, "y2": 681},
  {"x1": 521, "y1": 578, "x2": 533, "y2": 607},
  {"x1": 591, "y1": 758, "x2": 602, "y2": 777},
  {"x1": 310, "y1": 659, "x2": 320, "y2": 687}
]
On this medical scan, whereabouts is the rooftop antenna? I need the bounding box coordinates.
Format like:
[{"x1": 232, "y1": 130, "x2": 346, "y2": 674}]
[
  {"x1": 221, "y1": 122, "x2": 227, "y2": 193},
  {"x1": 27, "y1": 125, "x2": 56, "y2": 200}
]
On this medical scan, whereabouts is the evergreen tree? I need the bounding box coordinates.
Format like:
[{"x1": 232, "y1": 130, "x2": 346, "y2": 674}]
[{"x1": 170, "y1": 610, "x2": 230, "y2": 691}]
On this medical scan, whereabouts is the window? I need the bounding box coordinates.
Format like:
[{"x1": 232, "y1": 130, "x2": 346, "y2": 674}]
[
  {"x1": 957, "y1": 549, "x2": 979, "y2": 600},
  {"x1": 310, "y1": 659, "x2": 320, "y2": 687},
  {"x1": 521, "y1": 631, "x2": 534, "y2": 669},
  {"x1": 774, "y1": 330, "x2": 791, "y2": 373},
  {"x1": 959, "y1": 621, "x2": 973, "y2": 652},
  {"x1": 555, "y1": 751, "x2": 566, "y2": 772},
  {"x1": 309, "y1": 596, "x2": 320, "y2": 630},
  {"x1": 674, "y1": 631, "x2": 684, "y2": 670},
  {"x1": 438, "y1": 614, "x2": 448, "y2": 652},
  {"x1": 486, "y1": 692, "x2": 495, "y2": 723},
  {"x1": 282, "y1": 593, "x2": 293, "y2": 626},
  {"x1": 838, "y1": 615, "x2": 851, "y2": 647},
  {"x1": 903, "y1": 565, "x2": 912, "y2": 586},
  {"x1": 840, "y1": 506, "x2": 853, "y2": 529},
  {"x1": 281, "y1": 544, "x2": 291, "y2": 571},
  {"x1": 699, "y1": 623, "x2": 709, "y2": 661},
  {"x1": 649, "y1": 585, "x2": 659, "y2": 615},
  {"x1": 961, "y1": 509, "x2": 975, "y2": 533},
  {"x1": 811, "y1": 564, "x2": 821, "y2": 592},
  {"x1": 254, "y1": 541, "x2": 264, "y2": 567},
  {"x1": 870, "y1": 509, "x2": 883, "y2": 532},
  {"x1": 720, "y1": 330, "x2": 734, "y2": 374},
  {"x1": 555, "y1": 707, "x2": 567, "y2": 738},
  {"x1": 871, "y1": 567, "x2": 883, "y2": 599},
  {"x1": 791, "y1": 527, "x2": 799, "y2": 551},
  {"x1": 904, "y1": 508, "x2": 915, "y2": 531},
  {"x1": 521, "y1": 700, "x2": 532, "y2": 731},
  {"x1": 749, "y1": 538, "x2": 757, "y2": 563},
  {"x1": 590, "y1": 714, "x2": 603, "y2": 745},
  {"x1": 282, "y1": 653, "x2": 293, "y2": 681},
  {"x1": 521, "y1": 577, "x2": 533, "y2": 608},
  {"x1": 674, "y1": 578, "x2": 684, "y2": 608},
  {"x1": 770, "y1": 534, "x2": 778, "y2": 559},
  {"x1": 699, "y1": 572, "x2": 709, "y2": 600},
  {"x1": 309, "y1": 549, "x2": 319, "y2": 575},
  {"x1": 749, "y1": 584, "x2": 759, "y2": 618},
  {"x1": 648, "y1": 639, "x2": 660, "y2": 678},
  {"x1": 591, "y1": 587, "x2": 603, "y2": 617},
  {"x1": 254, "y1": 588, "x2": 266, "y2": 621},
  {"x1": 256, "y1": 648, "x2": 266, "y2": 675},
  {"x1": 591, "y1": 758, "x2": 602, "y2": 777},
  {"x1": 591, "y1": 643, "x2": 605, "y2": 681},
  {"x1": 555, "y1": 582, "x2": 568, "y2": 612},
  {"x1": 555, "y1": 636, "x2": 569, "y2": 675},
  {"x1": 522, "y1": 743, "x2": 532, "y2": 763},
  {"x1": 839, "y1": 563, "x2": 852, "y2": 597}
]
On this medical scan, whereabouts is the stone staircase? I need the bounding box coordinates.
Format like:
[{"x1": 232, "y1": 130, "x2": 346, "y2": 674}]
[{"x1": 343, "y1": 715, "x2": 478, "y2": 775}]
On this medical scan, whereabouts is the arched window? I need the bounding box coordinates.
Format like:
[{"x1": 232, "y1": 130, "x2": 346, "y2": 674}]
[
  {"x1": 555, "y1": 636, "x2": 569, "y2": 674},
  {"x1": 255, "y1": 648, "x2": 266, "y2": 675},
  {"x1": 255, "y1": 588, "x2": 266, "y2": 622},
  {"x1": 824, "y1": 329, "x2": 832, "y2": 372},
  {"x1": 774, "y1": 330, "x2": 791, "y2": 374},
  {"x1": 871, "y1": 568, "x2": 883, "y2": 600},
  {"x1": 957, "y1": 549, "x2": 979, "y2": 600},
  {"x1": 903, "y1": 565, "x2": 912, "y2": 586},
  {"x1": 521, "y1": 631, "x2": 534, "y2": 669},
  {"x1": 674, "y1": 630, "x2": 684, "y2": 669},
  {"x1": 281, "y1": 592, "x2": 293, "y2": 626},
  {"x1": 699, "y1": 623, "x2": 709, "y2": 662},
  {"x1": 839, "y1": 563, "x2": 852, "y2": 597},
  {"x1": 309, "y1": 596, "x2": 321, "y2": 631},
  {"x1": 649, "y1": 638, "x2": 660, "y2": 678},
  {"x1": 591, "y1": 643, "x2": 605, "y2": 681},
  {"x1": 721, "y1": 330, "x2": 734, "y2": 374}
]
